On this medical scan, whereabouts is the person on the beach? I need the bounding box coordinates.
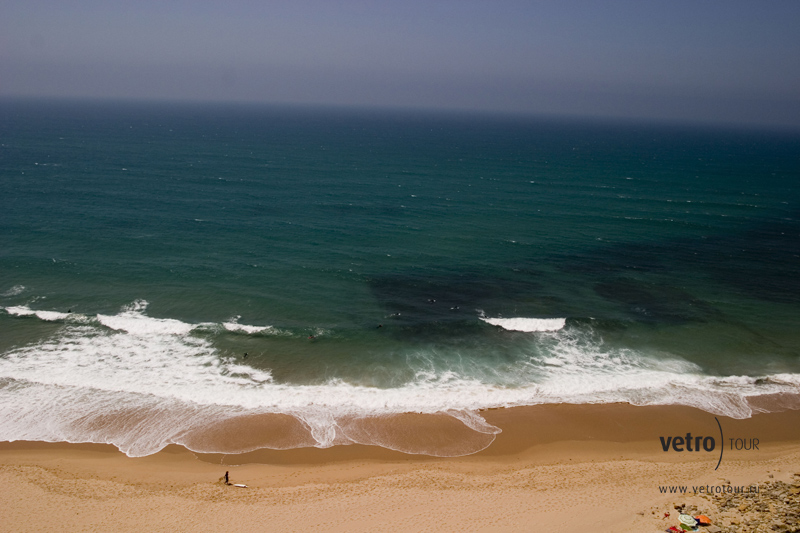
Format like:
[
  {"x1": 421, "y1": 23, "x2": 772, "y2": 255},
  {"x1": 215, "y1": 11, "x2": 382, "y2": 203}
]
[{"x1": 224, "y1": 471, "x2": 230, "y2": 485}]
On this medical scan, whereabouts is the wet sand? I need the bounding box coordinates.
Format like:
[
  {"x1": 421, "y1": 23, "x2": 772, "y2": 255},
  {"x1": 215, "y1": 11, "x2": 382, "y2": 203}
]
[{"x1": 1, "y1": 403, "x2": 799, "y2": 532}]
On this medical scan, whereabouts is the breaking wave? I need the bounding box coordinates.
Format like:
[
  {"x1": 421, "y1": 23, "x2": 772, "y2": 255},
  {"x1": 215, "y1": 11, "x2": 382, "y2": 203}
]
[
  {"x1": 480, "y1": 316, "x2": 567, "y2": 332},
  {"x1": 1, "y1": 302, "x2": 799, "y2": 457}
]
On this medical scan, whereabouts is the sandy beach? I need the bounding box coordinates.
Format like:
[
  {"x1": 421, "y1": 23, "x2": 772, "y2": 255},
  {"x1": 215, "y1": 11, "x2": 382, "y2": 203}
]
[
  {"x1": 4, "y1": 2, "x2": 800, "y2": 531},
  {"x1": 2, "y1": 403, "x2": 799, "y2": 532}
]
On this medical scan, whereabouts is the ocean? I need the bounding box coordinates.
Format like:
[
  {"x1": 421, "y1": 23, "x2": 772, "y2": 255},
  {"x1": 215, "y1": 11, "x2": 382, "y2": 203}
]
[{"x1": 1, "y1": 100, "x2": 799, "y2": 457}]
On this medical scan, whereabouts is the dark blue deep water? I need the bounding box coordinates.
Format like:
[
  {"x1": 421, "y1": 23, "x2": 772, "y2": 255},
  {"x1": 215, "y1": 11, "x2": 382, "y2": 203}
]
[{"x1": 1, "y1": 100, "x2": 799, "y2": 456}]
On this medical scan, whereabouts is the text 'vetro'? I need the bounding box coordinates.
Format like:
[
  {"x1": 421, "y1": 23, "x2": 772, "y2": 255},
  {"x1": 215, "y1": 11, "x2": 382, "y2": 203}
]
[{"x1": 660, "y1": 433, "x2": 716, "y2": 452}]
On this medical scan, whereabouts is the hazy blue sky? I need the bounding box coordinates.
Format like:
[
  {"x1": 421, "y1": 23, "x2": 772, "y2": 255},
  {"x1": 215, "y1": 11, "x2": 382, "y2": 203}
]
[{"x1": 2, "y1": 1, "x2": 799, "y2": 127}]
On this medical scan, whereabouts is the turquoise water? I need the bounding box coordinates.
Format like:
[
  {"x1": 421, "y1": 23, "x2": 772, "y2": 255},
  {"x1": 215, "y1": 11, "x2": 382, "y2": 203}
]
[{"x1": 1, "y1": 100, "x2": 799, "y2": 456}]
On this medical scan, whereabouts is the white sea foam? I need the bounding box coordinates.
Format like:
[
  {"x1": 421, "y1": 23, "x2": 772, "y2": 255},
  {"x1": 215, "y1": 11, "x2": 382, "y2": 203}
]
[
  {"x1": 481, "y1": 316, "x2": 566, "y2": 332},
  {"x1": 97, "y1": 312, "x2": 196, "y2": 336},
  {"x1": 1, "y1": 302, "x2": 799, "y2": 457},
  {"x1": 1, "y1": 285, "x2": 26, "y2": 297},
  {"x1": 223, "y1": 317, "x2": 275, "y2": 335},
  {"x1": 223, "y1": 322, "x2": 271, "y2": 334},
  {"x1": 4, "y1": 306, "x2": 35, "y2": 316},
  {"x1": 97, "y1": 300, "x2": 196, "y2": 336}
]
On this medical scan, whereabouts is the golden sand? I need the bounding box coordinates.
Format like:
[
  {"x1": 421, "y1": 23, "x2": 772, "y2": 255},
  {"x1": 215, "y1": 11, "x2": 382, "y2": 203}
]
[{"x1": 2, "y1": 404, "x2": 798, "y2": 532}]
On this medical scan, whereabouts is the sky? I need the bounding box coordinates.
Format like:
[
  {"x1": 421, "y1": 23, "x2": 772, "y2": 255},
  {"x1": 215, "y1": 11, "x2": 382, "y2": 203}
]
[{"x1": 2, "y1": 0, "x2": 800, "y2": 128}]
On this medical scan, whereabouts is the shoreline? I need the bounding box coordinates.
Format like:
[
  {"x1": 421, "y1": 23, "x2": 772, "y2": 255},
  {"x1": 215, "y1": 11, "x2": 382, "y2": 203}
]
[{"x1": 2, "y1": 403, "x2": 799, "y2": 531}]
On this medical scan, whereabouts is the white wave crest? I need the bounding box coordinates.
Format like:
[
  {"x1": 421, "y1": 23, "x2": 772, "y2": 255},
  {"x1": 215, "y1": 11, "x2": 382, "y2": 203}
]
[
  {"x1": 481, "y1": 316, "x2": 566, "y2": 332},
  {"x1": 223, "y1": 316, "x2": 276, "y2": 335},
  {"x1": 4, "y1": 306, "x2": 35, "y2": 317},
  {"x1": 224, "y1": 322, "x2": 271, "y2": 334},
  {"x1": 97, "y1": 301, "x2": 196, "y2": 336},
  {"x1": 4, "y1": 305, "x2": 73, "y2": 322}
]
